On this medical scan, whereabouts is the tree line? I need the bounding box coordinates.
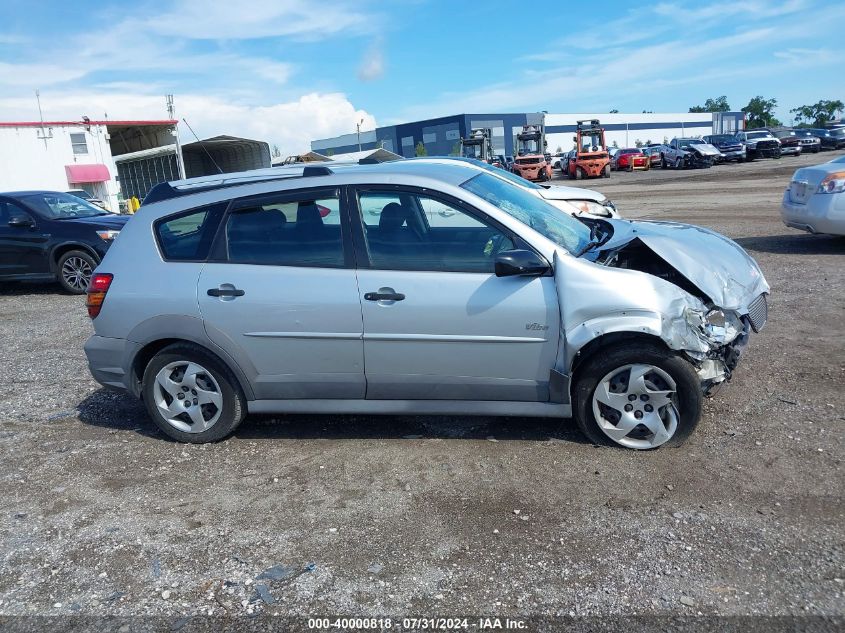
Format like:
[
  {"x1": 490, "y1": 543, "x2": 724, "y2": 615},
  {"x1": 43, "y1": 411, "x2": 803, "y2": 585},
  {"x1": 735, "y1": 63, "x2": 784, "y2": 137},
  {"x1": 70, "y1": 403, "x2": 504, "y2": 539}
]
[{"x1": 686, "y1": 95, "x2": 843, "y2": 128}]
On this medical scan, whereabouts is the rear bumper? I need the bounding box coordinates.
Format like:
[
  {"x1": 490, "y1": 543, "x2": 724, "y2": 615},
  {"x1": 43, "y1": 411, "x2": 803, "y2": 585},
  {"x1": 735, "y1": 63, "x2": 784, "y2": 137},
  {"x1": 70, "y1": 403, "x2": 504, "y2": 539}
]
[
  {"x1": 84, "y1": 335, "x2": 140, "y2": 394},
  {"x1": 781, "y1": 192, "x2": 845, "y2": 236}
]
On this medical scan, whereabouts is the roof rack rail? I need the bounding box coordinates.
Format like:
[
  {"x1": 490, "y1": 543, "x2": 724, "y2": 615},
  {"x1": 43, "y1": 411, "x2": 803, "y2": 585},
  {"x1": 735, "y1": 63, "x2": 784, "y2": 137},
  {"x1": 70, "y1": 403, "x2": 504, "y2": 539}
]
[{"x1": 142, "y1": 165, "x2": 335, "y2": 205}]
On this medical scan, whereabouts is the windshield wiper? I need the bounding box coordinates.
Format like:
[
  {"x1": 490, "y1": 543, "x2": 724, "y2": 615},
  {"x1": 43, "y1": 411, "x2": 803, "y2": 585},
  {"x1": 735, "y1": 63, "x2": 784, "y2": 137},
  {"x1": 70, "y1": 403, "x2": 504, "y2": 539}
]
[{"x1": 574, "y1": 223, "x2": 604, "y2": 257}]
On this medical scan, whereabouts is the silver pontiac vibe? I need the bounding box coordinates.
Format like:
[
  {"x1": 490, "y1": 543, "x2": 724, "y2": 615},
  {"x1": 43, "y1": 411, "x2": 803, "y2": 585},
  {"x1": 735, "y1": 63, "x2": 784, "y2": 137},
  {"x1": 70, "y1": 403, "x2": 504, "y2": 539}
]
[{"x1": 84, "y1": 160, "x2": 768, "y2": 449}]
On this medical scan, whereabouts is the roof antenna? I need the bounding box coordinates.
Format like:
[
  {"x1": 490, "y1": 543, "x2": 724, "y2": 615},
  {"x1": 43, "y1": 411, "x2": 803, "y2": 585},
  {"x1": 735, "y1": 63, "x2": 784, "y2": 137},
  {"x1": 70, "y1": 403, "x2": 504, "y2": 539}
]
[
  {"x1": 35, "y1": 89, "x2": 52, "y2": 148},
  {"x1": 182, "y1": 117, "x2": 224, "y2": 174}
]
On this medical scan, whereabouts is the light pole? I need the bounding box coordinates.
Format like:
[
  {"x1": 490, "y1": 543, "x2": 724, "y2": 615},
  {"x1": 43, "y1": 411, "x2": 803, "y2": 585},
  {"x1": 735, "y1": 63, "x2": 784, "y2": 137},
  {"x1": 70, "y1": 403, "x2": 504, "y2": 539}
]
[{"x1": 356, "y1": 118, "x2": 364, "y2": 152}]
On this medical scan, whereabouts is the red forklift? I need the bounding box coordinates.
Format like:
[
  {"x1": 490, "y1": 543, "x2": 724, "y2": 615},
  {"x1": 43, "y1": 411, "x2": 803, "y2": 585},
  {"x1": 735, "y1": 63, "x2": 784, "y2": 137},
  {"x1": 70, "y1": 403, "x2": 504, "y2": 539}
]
[
  {"x1": 512, "y1": 124, "x2": 552, "y2": 181},
  {"x1": 566, "y1": 119, "x2": 610, "y2": 179}
]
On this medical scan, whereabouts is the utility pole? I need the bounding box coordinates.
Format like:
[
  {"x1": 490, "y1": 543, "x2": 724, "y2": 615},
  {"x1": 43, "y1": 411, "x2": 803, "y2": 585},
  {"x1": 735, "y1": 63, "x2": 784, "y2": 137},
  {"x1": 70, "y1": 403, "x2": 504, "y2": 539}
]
[
  {"x1": 356, "y1": 118, "x2": 364, "y2": 152},
  {"x1": 166, "y1": 95, "x2": 186, "y2": 179}
]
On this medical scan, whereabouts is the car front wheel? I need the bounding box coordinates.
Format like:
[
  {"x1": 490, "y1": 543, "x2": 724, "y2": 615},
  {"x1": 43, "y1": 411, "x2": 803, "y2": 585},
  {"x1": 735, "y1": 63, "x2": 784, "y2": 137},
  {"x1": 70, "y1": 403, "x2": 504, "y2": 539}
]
[
  {"x1": 57, "y1": 250, "x2": 97, "y2": 294},
  {"x1": 142, "y1": 343, "x2": 246, "y2": 443},
  {"x1": 573, "y1": 342, "x2": 702, "y2": 450}
]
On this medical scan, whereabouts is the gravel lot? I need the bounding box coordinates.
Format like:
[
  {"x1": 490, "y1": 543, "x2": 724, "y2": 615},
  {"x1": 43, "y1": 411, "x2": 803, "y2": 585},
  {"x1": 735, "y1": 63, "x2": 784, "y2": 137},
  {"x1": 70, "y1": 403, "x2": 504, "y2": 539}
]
[{"x1": 0, "y1": 152, "x2": 843, "y2": 626}]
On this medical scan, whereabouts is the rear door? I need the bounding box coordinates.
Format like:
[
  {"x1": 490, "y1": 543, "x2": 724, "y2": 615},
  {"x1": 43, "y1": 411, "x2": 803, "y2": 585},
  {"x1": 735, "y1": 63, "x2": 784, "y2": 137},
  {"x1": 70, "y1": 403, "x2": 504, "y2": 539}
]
[
  {"x1": 351, "y1": 186, "x2": 559, "y2": 401},
  {"x1": 196, "y1": 187, "x2": 365, "y2": 401}
]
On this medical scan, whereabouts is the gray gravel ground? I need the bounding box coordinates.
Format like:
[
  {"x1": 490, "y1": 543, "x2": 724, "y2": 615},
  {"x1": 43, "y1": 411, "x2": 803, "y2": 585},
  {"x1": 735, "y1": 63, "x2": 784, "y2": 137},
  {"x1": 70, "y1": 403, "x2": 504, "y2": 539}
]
[{"x1": 0, "y1": 151, "x2": 843, "y2": 627}]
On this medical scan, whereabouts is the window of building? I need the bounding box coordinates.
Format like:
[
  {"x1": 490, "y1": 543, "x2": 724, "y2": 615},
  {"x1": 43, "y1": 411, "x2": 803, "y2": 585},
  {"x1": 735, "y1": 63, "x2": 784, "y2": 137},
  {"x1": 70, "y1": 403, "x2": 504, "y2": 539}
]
[
  {"x1": 357, "y1": 190, "x2": 513, "y2": 273},
  {"x1": 225, "y1": 191, "x2": 344, "y2": 268},
  {"x1": 401, "y1": 136, "x2": 414, "y2": 147},
  {"x1": 155, "y1": 203, "x2": 227, "y2": 261},
  {"x1": 70, "y1": 133, "x2": 88, "y2": 155}
]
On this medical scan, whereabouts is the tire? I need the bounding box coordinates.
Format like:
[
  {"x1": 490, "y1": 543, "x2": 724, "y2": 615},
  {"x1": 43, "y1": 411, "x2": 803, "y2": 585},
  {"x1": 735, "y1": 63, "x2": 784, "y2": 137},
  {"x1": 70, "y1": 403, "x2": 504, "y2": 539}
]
[
  {"x1": 142, "y1": 343, "x2": 247, "y2": 443},
  {"x1": 575, "y1": 168, "x2": 584, "y2": 180},
  {"x1": 572, "y1": 342, "x2": 702, "y2": 450},
  {"x1": 57, "y1": 249, "x2": 97, "y2": 294},
  {"x1": 660, "y1": 154, "x2": 667, "y2": 169},
  {"x1": 674, "y1": 157, "x2": 683, "y2": 170},
  {"x1": 603, "y1": 165, "x2": 611, "y2": 178}
]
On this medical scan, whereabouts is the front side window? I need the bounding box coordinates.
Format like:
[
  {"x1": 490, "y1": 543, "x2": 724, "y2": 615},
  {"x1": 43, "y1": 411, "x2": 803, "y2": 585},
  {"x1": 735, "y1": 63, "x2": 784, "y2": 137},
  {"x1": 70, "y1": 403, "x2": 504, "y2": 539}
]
[
  {"x1": 156, "y1": 203, "x2": 227, "y2": 261},
  {"x1": 358, "y1": 190, "x2": 513, "y2": 273},
  {"x1": 70, "y1": 133, "x2": 88, "y2": 155},
  {"x1": 460, "y1": 172, "x2": 591, "y2": 255},
  {"x1": 226, "y1": 191, "x2": 344, "y2": 268}
]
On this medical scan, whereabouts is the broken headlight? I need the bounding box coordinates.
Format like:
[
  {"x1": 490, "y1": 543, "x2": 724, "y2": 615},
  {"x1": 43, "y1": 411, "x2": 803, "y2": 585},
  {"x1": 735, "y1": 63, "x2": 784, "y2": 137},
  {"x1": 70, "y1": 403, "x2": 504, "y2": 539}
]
[{"x1": 703, "y1": 309, "x2": 743, "y2": 345}]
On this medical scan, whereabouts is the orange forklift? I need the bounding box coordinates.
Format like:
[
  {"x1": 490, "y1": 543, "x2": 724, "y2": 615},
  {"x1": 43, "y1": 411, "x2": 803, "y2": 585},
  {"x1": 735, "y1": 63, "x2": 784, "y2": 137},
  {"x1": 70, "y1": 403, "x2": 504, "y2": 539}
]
[
  {"x1": 461, "y1": 128, "x2": 494, "y2": 162},
  {"x1": 512, "y1": 124, "x2": 553, "y2": 181},
  {"x1": 566, "y1": 119, "x2": 610, "y2": 179}
]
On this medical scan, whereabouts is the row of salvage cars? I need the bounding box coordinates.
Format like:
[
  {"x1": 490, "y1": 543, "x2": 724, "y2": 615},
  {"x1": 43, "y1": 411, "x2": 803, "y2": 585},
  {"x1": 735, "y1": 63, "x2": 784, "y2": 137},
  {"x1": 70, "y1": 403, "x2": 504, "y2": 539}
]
[{"x1": 609, "y1": 127, "x2": 845, "y2": 171}]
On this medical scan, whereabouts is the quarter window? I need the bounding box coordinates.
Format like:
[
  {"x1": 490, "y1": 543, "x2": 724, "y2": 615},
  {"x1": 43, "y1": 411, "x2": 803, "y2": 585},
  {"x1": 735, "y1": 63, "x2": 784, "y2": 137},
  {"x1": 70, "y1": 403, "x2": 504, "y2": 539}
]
[
  {"x1": 357, "y1": 190, "x2": 513, "y2": 273},
  {"x1": 226, "y1": 192, "x2": 344, "y2": 268},
  {"x1": 70, "y1": 133, "x2": 88, "y2": 155},
  {"x1": 155, "y1": 203, "x2": 226, "y2": 261}
]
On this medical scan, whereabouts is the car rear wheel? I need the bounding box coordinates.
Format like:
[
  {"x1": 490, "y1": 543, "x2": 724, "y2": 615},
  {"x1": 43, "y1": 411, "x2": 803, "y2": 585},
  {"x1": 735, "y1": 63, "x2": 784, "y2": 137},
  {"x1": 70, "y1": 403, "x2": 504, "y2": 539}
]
[
  {"x1": 573, "y1": 342, "x2": 702, "y2": 450},
  {"x1": 57, "y1": 250, "x2": 97, "y2": 294},
  {"x1": 142, "y1": 343, "x2": 246, "y2": 443},
  {"x1": 674, "y1": 157, "x2": 683, "y2": 169}
]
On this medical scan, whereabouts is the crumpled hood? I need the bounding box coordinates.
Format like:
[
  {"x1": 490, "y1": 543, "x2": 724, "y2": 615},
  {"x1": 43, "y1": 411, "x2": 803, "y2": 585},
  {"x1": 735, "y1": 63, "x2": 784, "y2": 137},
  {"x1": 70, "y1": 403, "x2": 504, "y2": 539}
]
[
  {"x1": 685, "y1": 142, "x2": 722, "y2": 157},
  {"x1": 599, "y1": 219, "x2": 769, "y2": 311}
]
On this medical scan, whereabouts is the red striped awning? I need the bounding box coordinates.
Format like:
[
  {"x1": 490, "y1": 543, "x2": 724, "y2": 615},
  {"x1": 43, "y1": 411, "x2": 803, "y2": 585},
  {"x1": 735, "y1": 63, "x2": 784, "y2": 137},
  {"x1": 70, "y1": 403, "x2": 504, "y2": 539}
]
[{"x1": 65, "y1": 164, "x2": 110, "y2": 183}]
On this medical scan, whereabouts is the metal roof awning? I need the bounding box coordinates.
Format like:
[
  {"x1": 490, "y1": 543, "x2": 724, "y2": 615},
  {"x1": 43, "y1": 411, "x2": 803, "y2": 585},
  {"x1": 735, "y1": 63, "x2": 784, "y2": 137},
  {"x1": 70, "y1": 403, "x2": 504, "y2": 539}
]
[{"x1": 65, "y1": 164, "x2": 110, "y2": 183}]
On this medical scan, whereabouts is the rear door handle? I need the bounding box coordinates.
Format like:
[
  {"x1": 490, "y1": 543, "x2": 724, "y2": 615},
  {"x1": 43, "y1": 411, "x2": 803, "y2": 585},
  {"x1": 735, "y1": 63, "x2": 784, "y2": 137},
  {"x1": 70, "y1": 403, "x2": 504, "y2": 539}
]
[
  {"x1": 207, "y1": 287, "x2": 245, "y2": 297},
  {"x1": 364, "y1": 291, "x2": 405, "y2": 302}
]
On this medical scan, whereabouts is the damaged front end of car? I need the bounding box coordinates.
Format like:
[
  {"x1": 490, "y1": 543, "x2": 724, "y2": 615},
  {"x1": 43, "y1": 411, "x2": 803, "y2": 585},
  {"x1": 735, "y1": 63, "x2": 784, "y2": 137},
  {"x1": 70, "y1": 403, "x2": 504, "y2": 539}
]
[{"x1": 558, "y1": 219, "x2": 769, "y2": 397}]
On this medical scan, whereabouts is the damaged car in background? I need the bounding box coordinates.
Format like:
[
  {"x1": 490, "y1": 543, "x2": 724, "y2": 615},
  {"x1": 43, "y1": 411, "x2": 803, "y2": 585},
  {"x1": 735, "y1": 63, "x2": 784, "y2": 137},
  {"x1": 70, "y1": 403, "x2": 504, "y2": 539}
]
[
  {"x1": 660, "y1": 137, "x2": 722, "y2": 169},
  {"x1": 85, "y1": 161, "x2": 767, "y2": 451}
]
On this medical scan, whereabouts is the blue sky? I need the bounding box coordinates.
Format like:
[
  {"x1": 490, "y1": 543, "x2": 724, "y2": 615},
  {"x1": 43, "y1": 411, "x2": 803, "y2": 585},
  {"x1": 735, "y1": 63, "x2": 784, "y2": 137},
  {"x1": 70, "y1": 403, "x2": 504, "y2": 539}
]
[{"x1": 1, "y1": 0, "x2": 842, "y2": 152}]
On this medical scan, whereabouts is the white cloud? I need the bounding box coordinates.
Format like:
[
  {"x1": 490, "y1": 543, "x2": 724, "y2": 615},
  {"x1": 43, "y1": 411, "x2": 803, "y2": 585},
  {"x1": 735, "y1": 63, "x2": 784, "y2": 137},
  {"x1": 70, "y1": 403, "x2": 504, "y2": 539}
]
[
  {"x1": 0, "y1": 91, "x2": 375, "y2": 155},
  {"x1": 144, "y1": 0, "x2": 378, "y2": 40},
  {"x1": 357, "y1": 41, "x2": 385, "y2": 82}
]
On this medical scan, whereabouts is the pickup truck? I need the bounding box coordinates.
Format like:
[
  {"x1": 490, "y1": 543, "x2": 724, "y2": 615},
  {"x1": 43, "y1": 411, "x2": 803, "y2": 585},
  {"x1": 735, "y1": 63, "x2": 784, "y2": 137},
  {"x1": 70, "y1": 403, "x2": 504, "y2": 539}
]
[
  {"x1": 660, "y1": 137, "x2": 722, "y2": 169},
  {"x1": 734, "y1": 130, "x2": 781, "y2": 160}
]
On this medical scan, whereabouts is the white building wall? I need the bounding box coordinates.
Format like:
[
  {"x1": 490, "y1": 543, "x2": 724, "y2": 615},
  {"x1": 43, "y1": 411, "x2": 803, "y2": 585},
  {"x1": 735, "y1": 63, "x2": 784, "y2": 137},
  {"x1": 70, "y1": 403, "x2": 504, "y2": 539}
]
[
  {"x1": 0, "y1": 124, "x2": 120, "y2": 212},
  {"x1": 544, "y1": 112, "x2": 714, "y2": 152}
]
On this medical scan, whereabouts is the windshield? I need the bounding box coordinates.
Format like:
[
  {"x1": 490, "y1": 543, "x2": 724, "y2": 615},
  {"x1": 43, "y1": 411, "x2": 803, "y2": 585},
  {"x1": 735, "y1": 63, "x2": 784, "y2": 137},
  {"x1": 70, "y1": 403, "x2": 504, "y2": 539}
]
[
  {"x1": 21, "y1": 192, "x2": 106, "y2": 219},
  {"x1": 747, "y1": 132, "x2": 769, "y2": 139},
  {"x1": 709, "y1": 134, "x2": 737, "y2": 143},
  {"x1": 461, "y1": 172, "x2": 591, "y2": 255}
]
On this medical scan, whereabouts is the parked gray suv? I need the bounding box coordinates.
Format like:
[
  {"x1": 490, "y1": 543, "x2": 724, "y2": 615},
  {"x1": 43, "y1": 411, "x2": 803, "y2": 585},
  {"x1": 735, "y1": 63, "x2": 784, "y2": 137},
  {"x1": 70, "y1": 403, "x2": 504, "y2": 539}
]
[{"x1": 84, "y1": 161, "x2": 769, "y2": 449}]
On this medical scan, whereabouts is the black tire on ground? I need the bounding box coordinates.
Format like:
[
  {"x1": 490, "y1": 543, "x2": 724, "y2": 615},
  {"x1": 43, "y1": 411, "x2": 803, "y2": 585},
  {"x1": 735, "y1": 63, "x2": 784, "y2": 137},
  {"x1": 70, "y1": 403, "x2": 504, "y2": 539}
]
[
  {"x1": 575, "y1": 168, "x2": 583, "y2": 180},
  {"x1": 660, "y1": 154, "x2": 667, "y2": 169},
  {"x1": 142, "y1": 342, "x2": 247, "y2": 443},
  {"x1": 56, "y1": 249, "x2": 98, "y2": 294},
  {"x1": 572, "y1": 341, "x2": 703, "y2": 449},
  {"x1": 603, "y1": 164, "x2": 611, "y2": 178}
]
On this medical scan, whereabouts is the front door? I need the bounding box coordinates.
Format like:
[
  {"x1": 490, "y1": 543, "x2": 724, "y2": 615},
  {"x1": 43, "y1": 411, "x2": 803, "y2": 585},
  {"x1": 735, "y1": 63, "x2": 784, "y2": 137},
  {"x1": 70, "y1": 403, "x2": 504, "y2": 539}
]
[
  {"x1": 0, "y1": 200, "x2": 50, "y2": 277},
  {"x1": 352, "y1": 187, "x2": 559, "y2": 401},
  {"x1": 196, "y1": 187, "x2": 365, "y2": 401}
]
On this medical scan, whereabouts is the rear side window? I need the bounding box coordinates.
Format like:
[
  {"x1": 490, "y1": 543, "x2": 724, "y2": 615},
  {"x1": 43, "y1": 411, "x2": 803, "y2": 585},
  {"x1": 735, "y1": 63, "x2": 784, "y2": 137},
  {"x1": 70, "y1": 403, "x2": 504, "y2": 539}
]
[
  {"x1": 155, "y1": 203, "x2": 226, "y2": 261},
  {"x1": 225, "y1": 191, "x2": 344, "y2": 268}
]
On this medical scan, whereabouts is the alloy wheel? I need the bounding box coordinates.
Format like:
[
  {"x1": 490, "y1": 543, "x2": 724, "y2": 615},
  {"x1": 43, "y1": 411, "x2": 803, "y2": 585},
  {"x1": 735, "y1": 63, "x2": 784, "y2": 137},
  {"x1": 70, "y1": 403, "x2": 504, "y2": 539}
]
[
  {"x1": 591, "y1": 363, "x2": 679, "y2": 449},
  {"x1": 153, "y1": 361, "x2": 223, "y2": 433},
  {"x1": 61, "y1": 256, "x2": 93, "y2": 291}
]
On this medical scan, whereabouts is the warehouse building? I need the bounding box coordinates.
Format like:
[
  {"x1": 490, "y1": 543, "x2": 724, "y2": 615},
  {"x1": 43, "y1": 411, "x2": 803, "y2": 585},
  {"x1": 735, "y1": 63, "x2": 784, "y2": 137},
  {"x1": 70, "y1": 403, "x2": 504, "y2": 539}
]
[{"x1": 311, "y1": 111, "x2": 746, "y2": 158}]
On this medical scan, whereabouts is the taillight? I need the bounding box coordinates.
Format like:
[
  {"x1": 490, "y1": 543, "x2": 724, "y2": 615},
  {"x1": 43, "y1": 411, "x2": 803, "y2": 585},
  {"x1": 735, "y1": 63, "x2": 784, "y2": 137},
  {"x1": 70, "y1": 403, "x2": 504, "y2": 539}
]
[{"x1": 86, "y1": 273, "x2": 113, "y2": 318}]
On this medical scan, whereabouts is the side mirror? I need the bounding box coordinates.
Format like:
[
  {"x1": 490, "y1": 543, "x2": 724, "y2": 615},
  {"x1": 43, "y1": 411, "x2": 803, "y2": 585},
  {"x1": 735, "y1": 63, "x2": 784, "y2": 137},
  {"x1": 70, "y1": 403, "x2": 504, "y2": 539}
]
[
  {"x1": 8, "y1": 215, "x2": 34, "y2": 228},
  {"x1": 495, "y1": 249, "x2": 550, "y2": 277}
]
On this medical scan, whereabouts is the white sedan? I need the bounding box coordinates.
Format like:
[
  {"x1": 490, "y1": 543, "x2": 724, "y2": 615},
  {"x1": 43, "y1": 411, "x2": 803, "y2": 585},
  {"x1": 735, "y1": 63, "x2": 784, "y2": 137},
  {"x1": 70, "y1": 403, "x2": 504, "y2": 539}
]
[{"x1": 782, "y1": 155, "x2": 845, "y2": 236}]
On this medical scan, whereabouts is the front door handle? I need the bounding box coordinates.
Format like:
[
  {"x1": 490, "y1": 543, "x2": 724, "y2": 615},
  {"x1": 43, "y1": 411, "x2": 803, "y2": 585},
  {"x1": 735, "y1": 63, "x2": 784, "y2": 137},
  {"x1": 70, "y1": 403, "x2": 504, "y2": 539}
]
[
  {"x1": 207, "y1": 286, "x2": 245, "y2": 297},
  {"x1": 364, "y1": 291, "x2": 405, "y2": 302}
]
